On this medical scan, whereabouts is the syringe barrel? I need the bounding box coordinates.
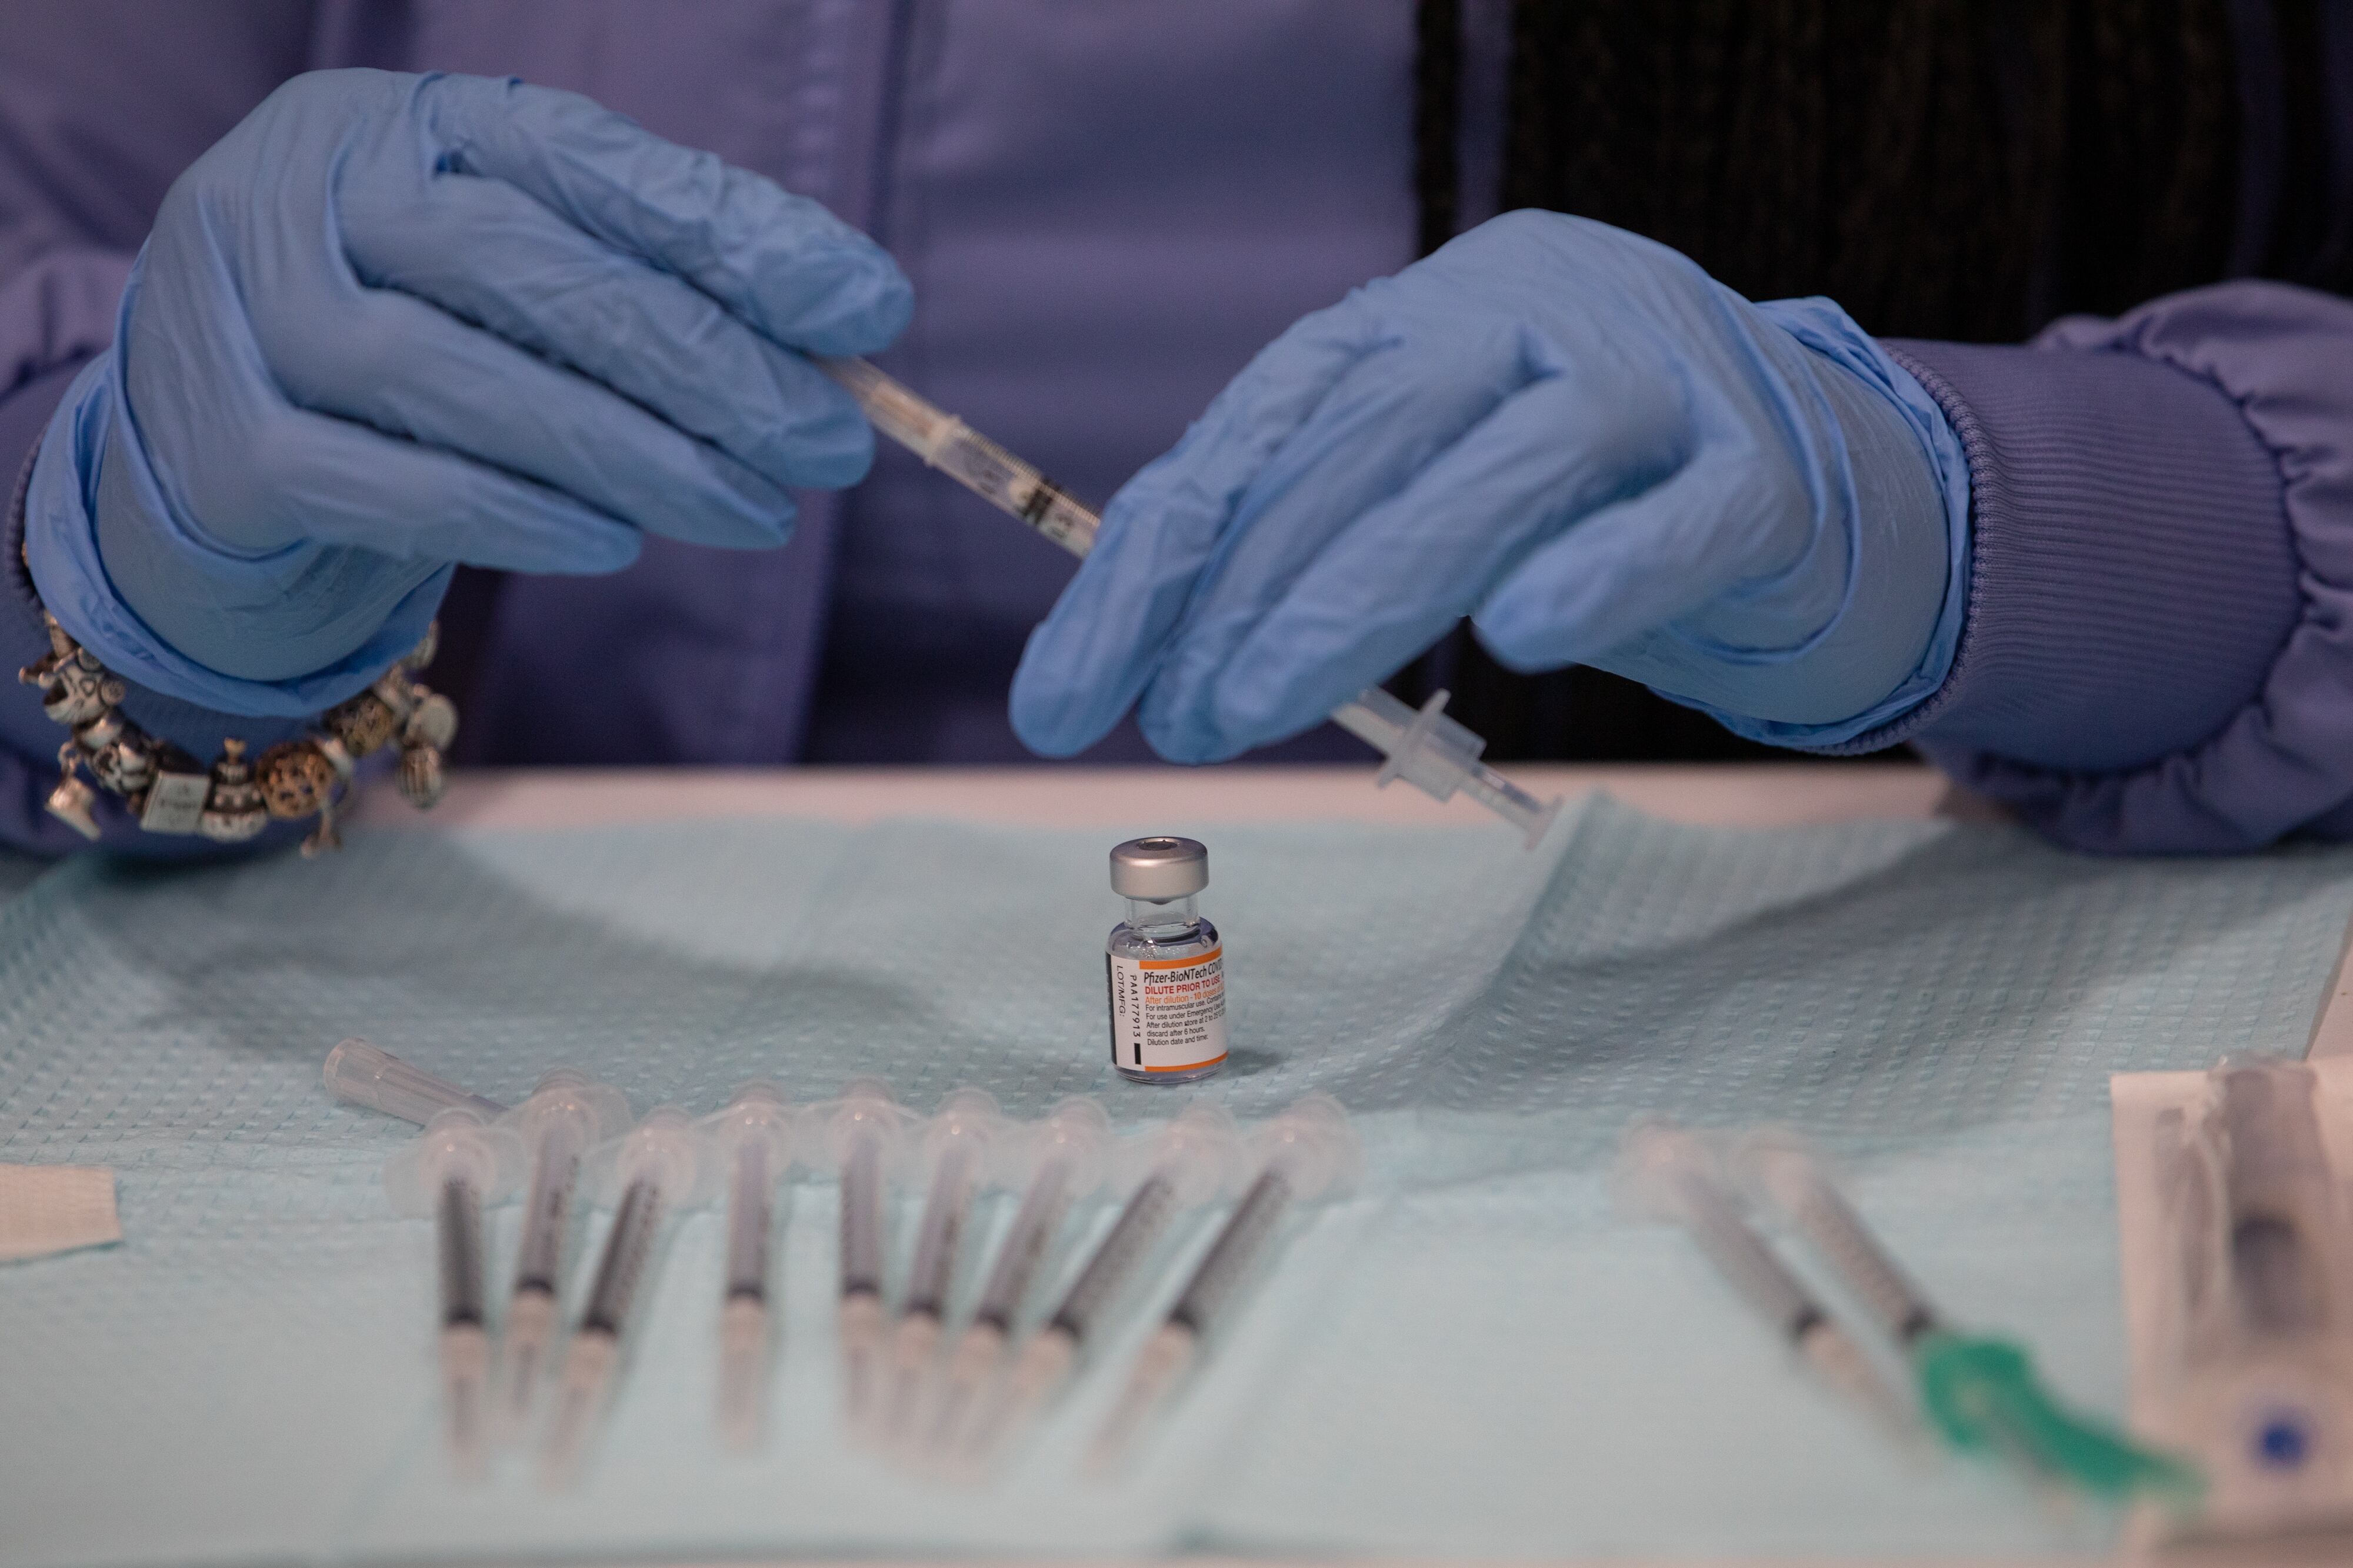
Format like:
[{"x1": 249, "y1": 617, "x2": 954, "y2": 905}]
[
  {"x1": 1166, "y1": 1166, "x2": 1292, "y2": 1336},
  {"x1": 1669, "y1": 1170, "x2": 1818, "y2": 1341},
  {"x1": 579, "y1": 1177, "x2": 665, "y2": 1337},
  {"x1": 438, "y1": 1175, "x2": 488, "y2": 1330},
  {"x1": 1747, "y1": 1139, "x2": 1936, "y2": 1342},
  {"x1": 1049, "y1": 1170, "x2": 1179, "y2": 1344},
  {"x1": 839, "y1": 1133, "x2": 886, "y2": 1299},
  {"x1": 1619, "y1": 1123, "x2": 1817, "y2": 1341},
  {"x1": 512, "y1": 1121, "x2": 589, "y2": 1294},
  {"x1": 819, "y1": 357, "x2": 1097, "y2": 556},
  {"x1": 815, "y1": 356, "x2": 955, "y2": 456},
  {"x1": 724, "y1": 1138, "x2": 774, "y2": 1302},
  {"x1": 903, "y1": 1142, "x2": 977, "y2": 1317},
  {"x1": 326, "y1": 1038, "x2": 506, "y2": 1125},
  {"x1": 970, "y1": 1153, "x2": 1078, "y2": 1332}
]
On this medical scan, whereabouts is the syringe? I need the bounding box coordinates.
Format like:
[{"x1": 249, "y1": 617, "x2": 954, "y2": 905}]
[
  {"x1": 495, "y1": 1068, "x2": 632, "y2": 1440},
  {"x1": 886, "y1": 1088, "x2": 1007, "y2": 1445},
  {"x1": 1737, "y1": 1130, "x2": 2199, "y2": 1503},
  {"x1": 1088, "y1": 1096, "x2": 1358, "y2": 1469},
  {"x1": 817, "y1": 358, "x2": 1563, "y2": 848},
  {"x1": 383, "y1": 1107, "x2": 526, "y2": 1481},
  {"x1": 701, "y1": 1082, "x2": 796, "y2": 1449},
  {"x1": 932, "y1": 1095, "x2": 1111, "y2": 1456},
  {"x1": 963, "y1": 1103, "x2": 1237, "y2": 1465},
  {"x1": 1615, "y1": 1121, "x2": 1904, "y2": 1432},
  {"x1": 814, "y1": 1077, "x2": 915, "y2": 1437},
  {"x1": 541, "y1": 1106, "x2": 705, "y2": 1487}
]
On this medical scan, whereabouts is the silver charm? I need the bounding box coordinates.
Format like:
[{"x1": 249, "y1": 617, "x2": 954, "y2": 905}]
[
  {"x1": 299, "y1": 792, "x2": 341, "y2": 858},
  {"x1": 44, "y1": 746, "x2": 99, "y2": 841},
  {"x1": 138, "y1": 768, "x2": 212, "y2": 835},
  {"x1": 72, "y1": 709, "x2": 125, "y2": 753},
  {"x1": 398, "y1": 743, "x2": 446, "y2": 810},
  {"x1": 403, "y1": 692, "x2": 458, "y2": 753},
  {"x1": 369, "y1": 669, "x2": 422, "y2": 724},
  {"x1": 296, "y1": 735, "x2": 351, "y2": 857},
  {"x1": 402, "y1": 622, "x2": 440, "y2": 675},
  {"x1": 198, "y1": 739, "x2": 268, "y2": 843},
  {"x1": 84, "y1": 729, "x2": 156, "y2": 797},
  {"x1": 39, "y1": 655, "x2": 124, "y2": 726},
  {"x1": 314, "y1": 732, "x2": 355, "y2": 782}
]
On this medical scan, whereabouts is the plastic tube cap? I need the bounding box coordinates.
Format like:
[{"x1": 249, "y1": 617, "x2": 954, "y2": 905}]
[
  {"x1": 813, "y1": 1076, "x2": 915, "y2": 1170},
  {"x1": 1110, "y1": 836, "x2": 1208, "y2": 900},
  {"x1": 701, "y1": 1080, "x2": 796, "y2": 1162},
  {"x1": 1124, "y1": 1102, "x2": 1241, "y2": 1204},
  {"x1": 1614, "y1": 1119, "x2": 1724, "y2": 1223},
  {"x1": 384, "y1": 1107, "x2": 528, "y2": 1217},
  {"x1": 1009, "y1": 1095, "x2": 1113, "y2": 1185},
  {"x1": 326, "y1": 1037, "x2": 506, "y2": 1125},
  {"x1": 504, "y1": 1067, "x2": 632, "y2": 1148},
  {"x1": 588, "y1": 1106, "x2": 709, "y2": 1206},
  {"x1": 1731, "y1": 1126, "x2": 1834, "y2": 1217},
  {"x1": 922, "y1": 1087, "x2": 1006, "y2": 1161},
  {"x1": 1257, "y1": 1094, "x2": 1360, "y2": 1200}
]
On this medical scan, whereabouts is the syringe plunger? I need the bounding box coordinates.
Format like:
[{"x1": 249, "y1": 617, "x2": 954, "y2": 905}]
[{"x1": 815, "y1": 357, "x2": 1563, "y2": 846}]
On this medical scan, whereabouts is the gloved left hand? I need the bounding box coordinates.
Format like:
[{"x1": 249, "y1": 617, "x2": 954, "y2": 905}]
[{"x1": 1009, "y1": 211, "x2": 1967, "y2": 762}]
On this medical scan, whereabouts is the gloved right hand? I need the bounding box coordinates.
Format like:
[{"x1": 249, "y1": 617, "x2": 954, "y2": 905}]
[{"x1": 24, "y1": 69, "x2": 911, "y2": 711}]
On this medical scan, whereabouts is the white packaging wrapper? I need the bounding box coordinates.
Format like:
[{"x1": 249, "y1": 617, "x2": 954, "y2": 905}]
[{"x1": 0, "y1": 1163, "x2": 119, "y2": 1262}]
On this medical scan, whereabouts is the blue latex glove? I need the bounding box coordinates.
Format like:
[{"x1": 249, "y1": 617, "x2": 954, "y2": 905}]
[
  {"x1": 24, "y1": 69, "x2": 911, "y2": 715},
  {"x1": 1009, "y1": 212, "x2": 1969, "y2": 762}
]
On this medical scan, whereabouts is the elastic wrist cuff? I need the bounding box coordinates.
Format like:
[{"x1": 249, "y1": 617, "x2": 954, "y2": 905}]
[
  {"x1": 1658, "y1": 298, "x2": 1974, "y2": 749},
  {"x1": 22, "y1": 344, "x2": 445, "y2": 718}
]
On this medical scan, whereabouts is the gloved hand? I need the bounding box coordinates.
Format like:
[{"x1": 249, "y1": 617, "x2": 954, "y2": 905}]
[
  {"x1": 1009, "y1": 211, "x2": 1967, "y2": 762},
  {"x1": 25, "y1": 69, "x2": 910, "y2": 712}
]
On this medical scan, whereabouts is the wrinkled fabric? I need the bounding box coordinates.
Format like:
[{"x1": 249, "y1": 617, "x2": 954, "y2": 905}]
[
  {"x1": 1858, "y1": 283, "x2": 2353, "y2": 853},
  {"x1": 1008, "y1": 214, "x2": 1967, "y2": 763}
]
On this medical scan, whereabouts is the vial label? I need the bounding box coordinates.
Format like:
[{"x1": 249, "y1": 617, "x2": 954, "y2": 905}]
[{"x1": 1105, "y1": 948, "x2": 1228, "y2": 1074}]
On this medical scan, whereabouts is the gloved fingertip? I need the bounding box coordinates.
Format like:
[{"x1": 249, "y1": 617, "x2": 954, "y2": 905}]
[
  {"x1": 1468, "y1": 599, "x2": 1594, "y2": 676},
  {"x1": 782, "y1": 408, "x2": 875, "y2": 491},
  {"x1": 1135, "y1": 708, "x2": 1233, "y2": 768},
  {"x1": 1006, "y1": 685, "x2": 1099, "y2": 760},
  {"x1": 1009, "y1": 637, "x2": 1124, "y2": 760},
  {"x1": 707, "y1": 496, "x2": 799, "y2": 551},
  {"x1": 463, "y1": 519, "x2": 644, "y2": 576},
  {"x1": 790, "y1": 263, "x2": 915, "y2": 358},
  {"x1": 578, "y1": 529, "x2": 646, "y2": 573}
]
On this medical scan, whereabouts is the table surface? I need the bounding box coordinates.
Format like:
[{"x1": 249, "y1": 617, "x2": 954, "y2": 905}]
[
  {"x1": 344, "y1": 762, "x2": 2348, "y2": 1568},
  {"x1": 349, "y1": 759, "x2": 1974, "y2": 832}
]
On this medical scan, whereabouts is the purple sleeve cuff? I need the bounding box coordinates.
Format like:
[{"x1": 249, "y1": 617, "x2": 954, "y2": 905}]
[
  {"x1": 1858, "y1": 281, "x2": 2353, "y2": 853},
  {"x1": 1, "y1": 246, "x2": 128, "y2": 493}
]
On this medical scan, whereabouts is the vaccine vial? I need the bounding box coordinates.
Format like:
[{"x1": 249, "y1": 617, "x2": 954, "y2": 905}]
[{"x1": 1105, "y1": 836, "x2": 1228, "y2": 1085}]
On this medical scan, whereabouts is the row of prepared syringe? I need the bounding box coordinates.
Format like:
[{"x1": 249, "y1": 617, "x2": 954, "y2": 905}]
[{"x1": 323, "y1": 1039, "x2": 1358, "y2": 1486}]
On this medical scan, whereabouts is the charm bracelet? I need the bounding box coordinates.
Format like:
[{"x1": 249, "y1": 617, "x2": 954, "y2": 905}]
[{"x1": 18, "y1": 613, "x2": 456, "y2": 855}]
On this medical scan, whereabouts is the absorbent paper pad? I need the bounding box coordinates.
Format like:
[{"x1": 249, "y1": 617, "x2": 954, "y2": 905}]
[{"x1": 2, "y1": 797, "x2": 2350, "y2": 1565}]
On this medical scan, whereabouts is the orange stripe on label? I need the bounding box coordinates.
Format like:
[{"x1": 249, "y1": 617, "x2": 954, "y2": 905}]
[
  {"x1": 1138, "y1": 946, "x2": 1222, "y2": 971},
  {"x1": 1143, "y1": 1053, "x2": 1229, "y2": 1073}
]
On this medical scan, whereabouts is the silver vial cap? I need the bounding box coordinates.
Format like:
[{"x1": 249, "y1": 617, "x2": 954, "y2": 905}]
[{"x1": 1109, "y1": 836, "x2": 1208, "y2": 900}]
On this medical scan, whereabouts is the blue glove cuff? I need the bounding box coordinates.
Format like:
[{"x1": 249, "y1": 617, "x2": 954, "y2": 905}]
[
  {"x1": 24, "y1": 325, "x2": 448, "y2": 719},
  {"x1": 1678, "y1": 299, "x2": 1973, "y2": 748}
]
